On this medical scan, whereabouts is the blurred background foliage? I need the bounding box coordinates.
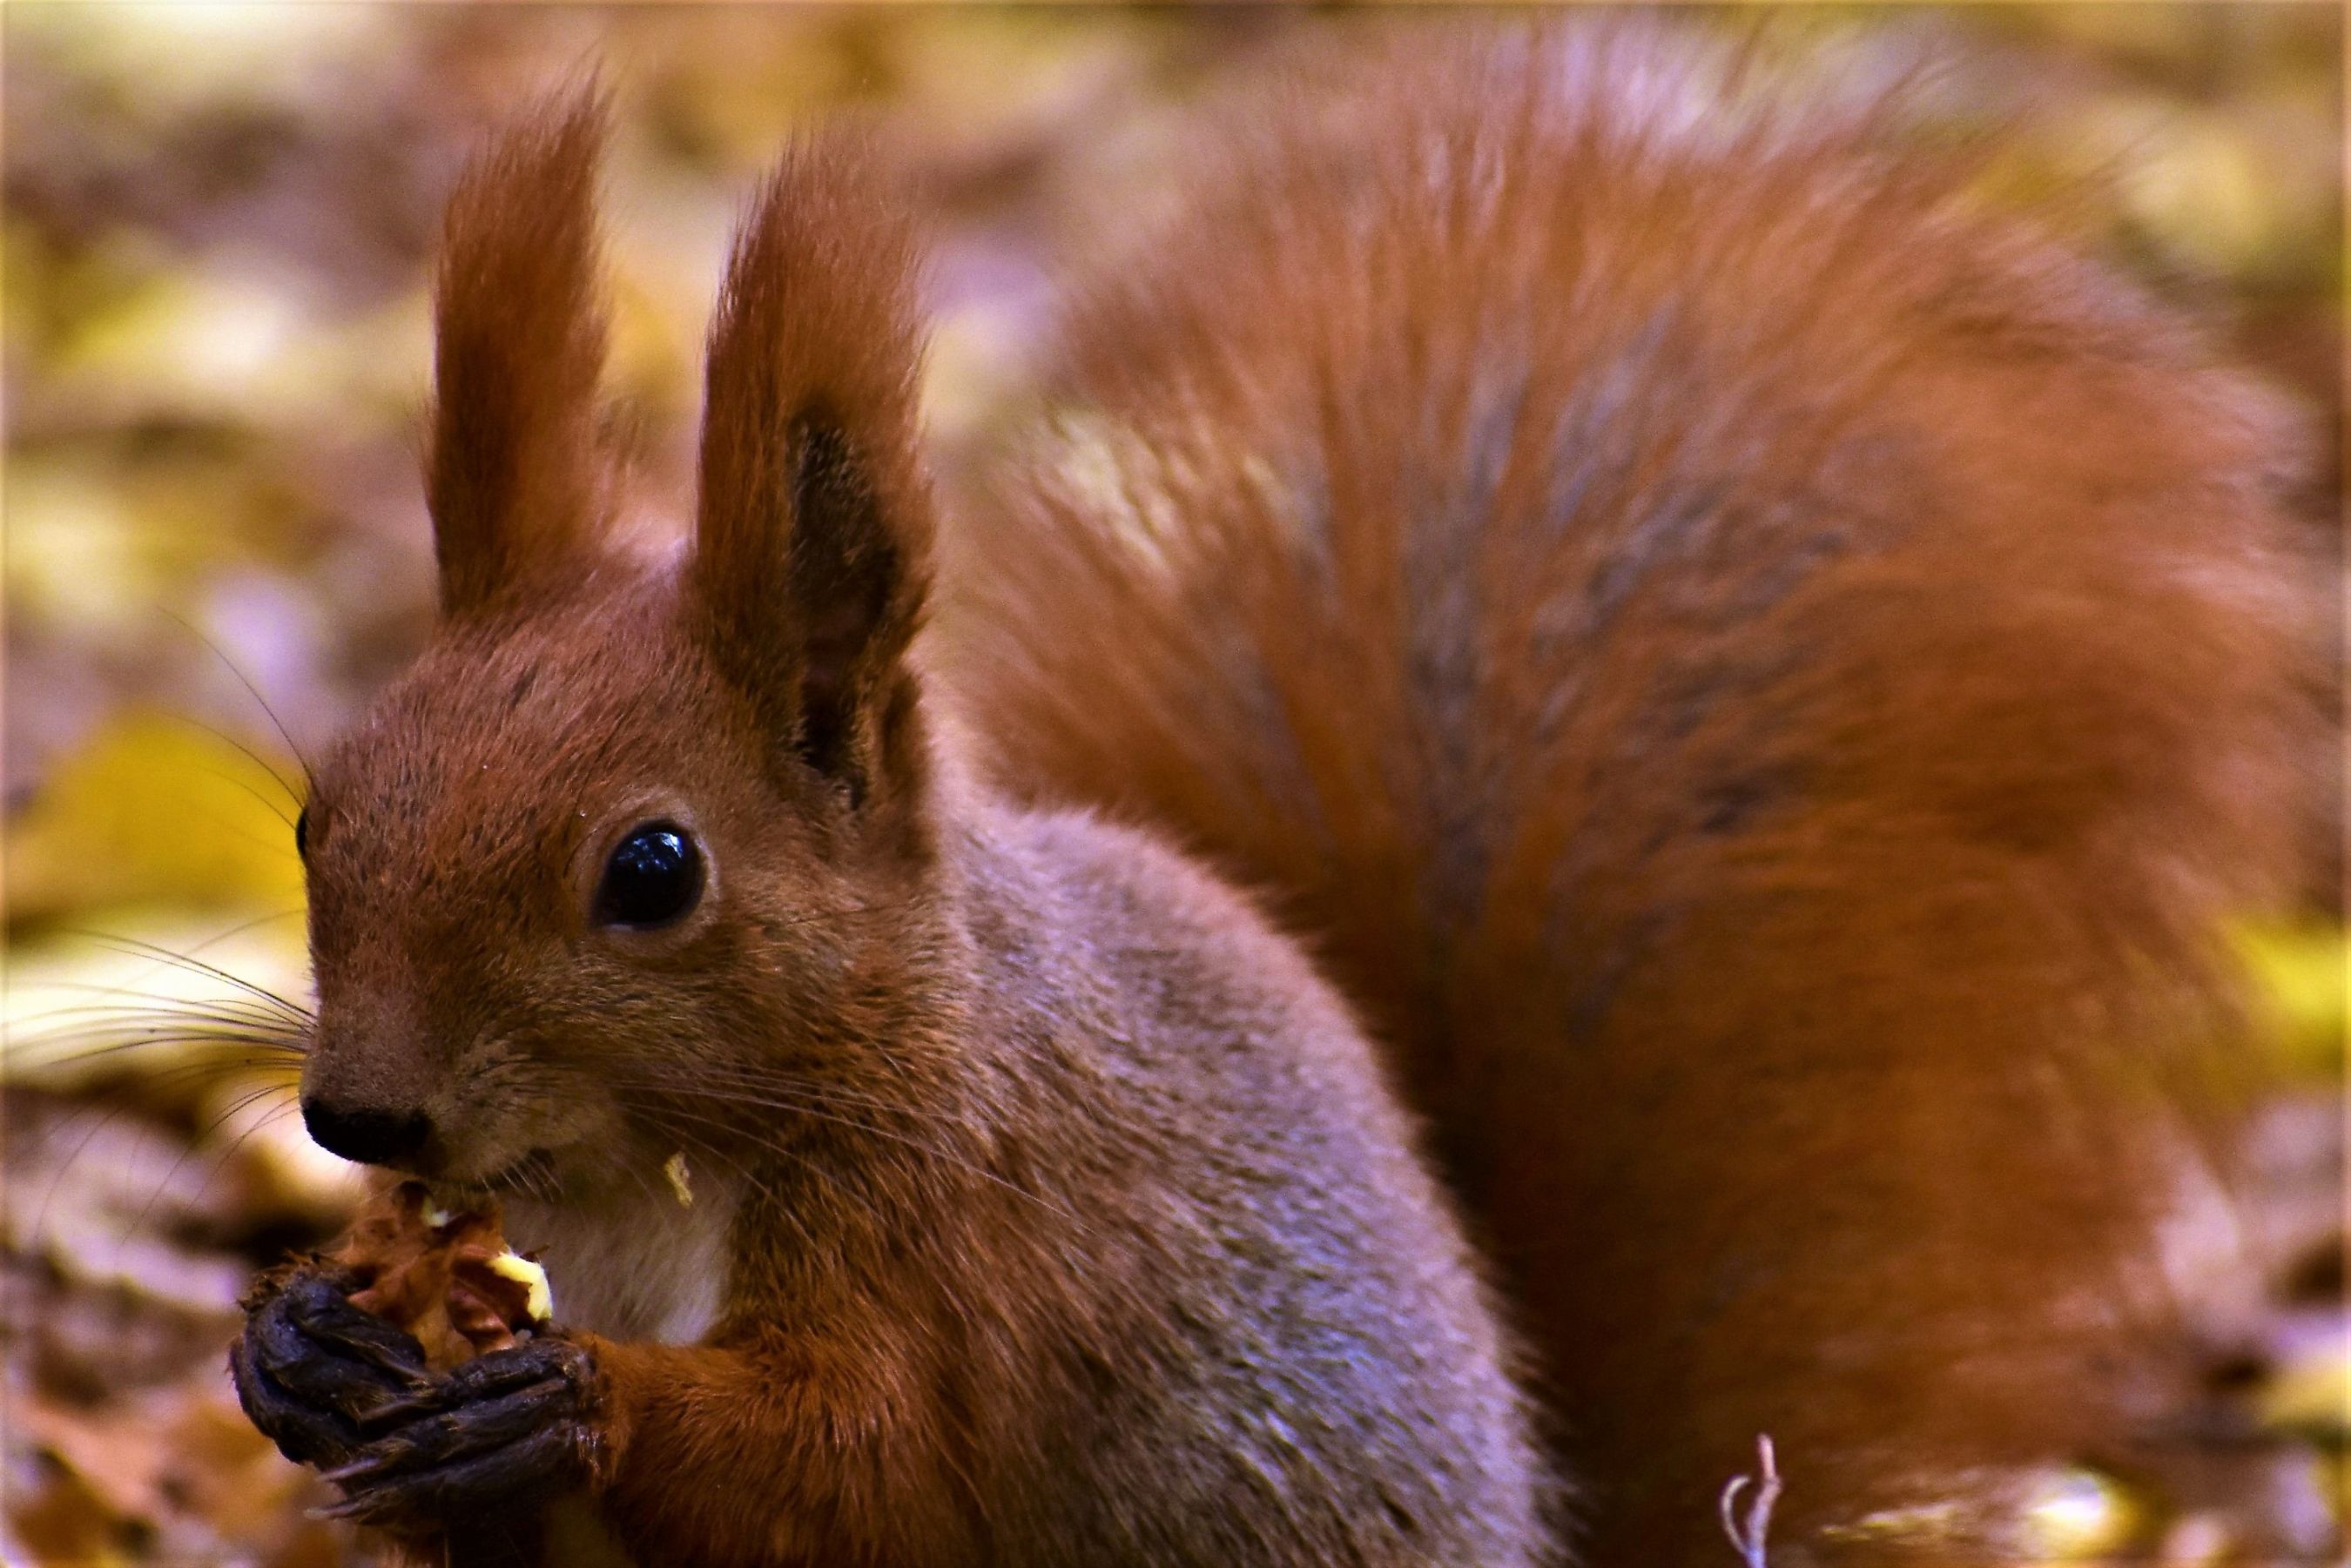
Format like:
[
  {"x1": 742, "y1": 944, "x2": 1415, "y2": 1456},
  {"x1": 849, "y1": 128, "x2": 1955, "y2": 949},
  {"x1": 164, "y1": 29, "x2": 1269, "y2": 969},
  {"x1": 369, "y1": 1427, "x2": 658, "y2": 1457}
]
[{"x1": 3, "y1": 5, "x2": 2341, "y2": 1564}]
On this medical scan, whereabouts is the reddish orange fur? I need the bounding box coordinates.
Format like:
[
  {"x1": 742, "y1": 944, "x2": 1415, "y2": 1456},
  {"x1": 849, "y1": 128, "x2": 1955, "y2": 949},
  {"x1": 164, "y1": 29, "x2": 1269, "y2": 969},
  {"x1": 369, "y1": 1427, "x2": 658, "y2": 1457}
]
[
  {"x1": 695, "y1": 138, "x2": 933, "y2": 810},
  {"x1": 945, "y1": 24, "x2": 2333, "y2": 1564},
  {"x1": 426, "y1": 84, "x2": 614, "y2": 617}
]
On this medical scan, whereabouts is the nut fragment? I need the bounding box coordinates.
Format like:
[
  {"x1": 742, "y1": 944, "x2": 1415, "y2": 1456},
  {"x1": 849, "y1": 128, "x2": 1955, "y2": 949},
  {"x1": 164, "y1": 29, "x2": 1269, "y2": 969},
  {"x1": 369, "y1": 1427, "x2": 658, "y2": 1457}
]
[
  {"x1": 323, "y1": 1181, "x2": 551, "y2": 1370},
  {"x1": 485, "y1": 1249, "x2": 553, "y2": 1325}
]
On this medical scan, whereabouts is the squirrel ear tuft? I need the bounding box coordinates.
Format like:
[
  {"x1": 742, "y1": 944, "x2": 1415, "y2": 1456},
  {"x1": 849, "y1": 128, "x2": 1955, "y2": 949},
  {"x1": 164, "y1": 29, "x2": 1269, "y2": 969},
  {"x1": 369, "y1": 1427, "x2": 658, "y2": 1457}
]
[
  {"x1": 426, "y1": 80, "x2": 613, "y2": 616},
  {"x1": 691, "y1": 136, "x2": 933, "y2": 806}
]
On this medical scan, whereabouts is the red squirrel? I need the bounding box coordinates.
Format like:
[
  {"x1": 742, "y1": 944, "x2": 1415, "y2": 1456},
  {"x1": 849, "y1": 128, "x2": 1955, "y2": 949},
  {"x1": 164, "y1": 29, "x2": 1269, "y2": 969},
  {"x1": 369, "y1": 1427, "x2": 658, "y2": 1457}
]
[
  {"x1": 232, "y1": 24, "x2": 2332, "y2": 1568},
  {"x1": 230, "y1": 81, "x2": 1541, "y2": 1568}
]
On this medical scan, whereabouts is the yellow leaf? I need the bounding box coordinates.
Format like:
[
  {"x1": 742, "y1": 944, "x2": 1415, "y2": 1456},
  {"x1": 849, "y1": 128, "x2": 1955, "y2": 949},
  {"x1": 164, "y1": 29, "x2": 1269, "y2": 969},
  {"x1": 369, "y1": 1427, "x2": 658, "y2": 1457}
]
[
  {"x1": 2260, "y1": 1342, "x2": 2351, "y2": 1443},
  {"x1": 4, "y1": 908, "x2": 310, "y2": 1094},
  {"x1": 2233, "y1": 920, "x2": 2349, "y2": 1079},
  {"x1": 7, "y1": 712, "x2": 307, "y2": 923}
]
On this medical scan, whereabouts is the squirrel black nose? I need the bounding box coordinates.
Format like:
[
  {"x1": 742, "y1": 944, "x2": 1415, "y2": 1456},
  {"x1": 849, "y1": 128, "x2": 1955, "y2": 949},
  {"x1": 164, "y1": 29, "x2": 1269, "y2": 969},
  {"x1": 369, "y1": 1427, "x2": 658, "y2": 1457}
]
[{"x1": 301, "y1": 1098, "x2": 432, "y2": 1166}]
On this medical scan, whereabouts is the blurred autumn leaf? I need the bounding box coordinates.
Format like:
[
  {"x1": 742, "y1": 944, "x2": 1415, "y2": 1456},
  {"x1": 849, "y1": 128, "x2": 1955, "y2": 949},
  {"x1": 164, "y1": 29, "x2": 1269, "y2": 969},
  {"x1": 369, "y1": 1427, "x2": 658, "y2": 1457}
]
[
  {"x1": 2238, "y1": 920, "x2": 2351, "y2": 1080},
  {"x1": 7, "y1": 711, "x2": 306, "y2": 923}
]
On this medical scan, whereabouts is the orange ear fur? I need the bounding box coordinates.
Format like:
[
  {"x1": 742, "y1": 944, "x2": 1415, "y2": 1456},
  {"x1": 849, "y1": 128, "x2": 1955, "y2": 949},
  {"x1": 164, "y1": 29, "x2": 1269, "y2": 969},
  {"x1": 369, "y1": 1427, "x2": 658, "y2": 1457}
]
[
  {"x1": 427, "y1": 81, "x2": 613, "y2": 616},
  {"x1": 691, "y1": 135, "x2": 932, "y2": 801}
]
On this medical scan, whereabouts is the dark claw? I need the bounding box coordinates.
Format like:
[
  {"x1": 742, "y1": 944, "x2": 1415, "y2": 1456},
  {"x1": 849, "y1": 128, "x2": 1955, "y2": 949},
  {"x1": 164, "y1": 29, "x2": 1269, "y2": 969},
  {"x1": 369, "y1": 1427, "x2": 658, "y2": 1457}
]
[
  {"x1": 326, "y1": 1377, "x2": 569, "y2": 1482},
  {"x1": 313, "y1": 1337, "x2": 598, "y2": 1529},
  {"x1": 360, "y1": 1336, "x2": 586, "y2": 1427},
  {"x1": 319, "y1": 1421, "x2": 587, "y2": 1524}
]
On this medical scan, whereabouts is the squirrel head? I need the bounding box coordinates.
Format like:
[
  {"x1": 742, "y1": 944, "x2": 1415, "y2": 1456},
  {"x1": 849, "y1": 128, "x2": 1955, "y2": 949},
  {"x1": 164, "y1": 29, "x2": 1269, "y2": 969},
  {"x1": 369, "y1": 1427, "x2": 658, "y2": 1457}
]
[{"x1": 294, "y1": 86, "x2": 945, "y2": 1195}]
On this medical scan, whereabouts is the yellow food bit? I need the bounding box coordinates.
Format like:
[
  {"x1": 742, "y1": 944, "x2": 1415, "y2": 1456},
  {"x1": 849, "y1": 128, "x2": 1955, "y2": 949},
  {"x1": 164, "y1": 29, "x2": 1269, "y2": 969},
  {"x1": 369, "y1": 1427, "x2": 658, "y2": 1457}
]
[
  {"x1": 664, "y1": 1150, "x2": 694, "y2": 1209},
  {"x1": 487, "y1": 1251, "x2": 553, "y2": 1326}
]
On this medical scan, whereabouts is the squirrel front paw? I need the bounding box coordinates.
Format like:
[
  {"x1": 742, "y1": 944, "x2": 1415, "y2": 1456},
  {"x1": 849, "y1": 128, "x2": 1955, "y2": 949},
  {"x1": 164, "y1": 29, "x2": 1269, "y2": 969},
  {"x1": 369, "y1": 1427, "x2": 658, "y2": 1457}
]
[
  {"x1": 231, "y1": 1267, "x2": 438, "y2": 1469},
  {"x1": 313, "y1": 1334, "x2": 603, "y2": 1528},
  {"x1": 232, "y1": 1266, "x2": 603, "y2": 1531}
]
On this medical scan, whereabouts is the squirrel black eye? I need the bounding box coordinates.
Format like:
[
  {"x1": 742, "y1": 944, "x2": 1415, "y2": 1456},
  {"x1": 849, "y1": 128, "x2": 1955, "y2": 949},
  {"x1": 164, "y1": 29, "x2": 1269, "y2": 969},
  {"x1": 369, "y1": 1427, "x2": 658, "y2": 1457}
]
[
  {"x1": 294, "y1": 808, "x2": 309, "y2": 859},
  {"x1": 594, "y1": 823, "x2": 704, "y2": 930}
]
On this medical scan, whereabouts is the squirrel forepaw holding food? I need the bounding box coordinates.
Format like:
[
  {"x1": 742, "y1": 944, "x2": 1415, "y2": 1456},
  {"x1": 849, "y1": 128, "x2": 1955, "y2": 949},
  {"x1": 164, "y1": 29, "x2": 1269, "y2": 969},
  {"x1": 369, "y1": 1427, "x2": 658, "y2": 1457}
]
[
  {"x1": 230, "y1": 1198, "x2": 605, "y2": 1536},
  {"x1": 314, "y1": 1334, "x2": 603, "y2": 1528},
  {"x1": 231, "y1": 1268, "x2": 435, "y2": 1470}
]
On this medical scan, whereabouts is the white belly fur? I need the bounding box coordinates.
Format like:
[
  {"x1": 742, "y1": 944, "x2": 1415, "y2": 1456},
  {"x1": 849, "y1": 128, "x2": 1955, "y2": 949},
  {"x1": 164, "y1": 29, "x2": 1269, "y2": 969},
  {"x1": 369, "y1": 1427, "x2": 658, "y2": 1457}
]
[
  {"x1": 503, "y1": 1174, "x2": 737, "y2": 1344},
  {"x1": 497, "y1": 1172, "x2": 738, "y2": 1567}
]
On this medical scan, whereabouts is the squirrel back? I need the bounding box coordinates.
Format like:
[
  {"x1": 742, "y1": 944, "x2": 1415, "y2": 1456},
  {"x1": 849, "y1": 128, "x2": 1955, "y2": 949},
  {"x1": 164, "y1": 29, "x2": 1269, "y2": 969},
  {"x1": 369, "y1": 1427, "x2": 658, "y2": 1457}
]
[{"x1": 944, "y1": 24, "x2": 2330, "y2": 1560}]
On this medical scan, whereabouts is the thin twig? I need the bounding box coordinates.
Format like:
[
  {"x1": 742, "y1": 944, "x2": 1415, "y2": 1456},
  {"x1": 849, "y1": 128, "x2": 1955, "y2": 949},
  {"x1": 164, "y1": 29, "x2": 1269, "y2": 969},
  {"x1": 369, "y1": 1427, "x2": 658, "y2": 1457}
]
[{"x1": 1719, "y1": 1434, "x2": 1781, "y2": 1568}]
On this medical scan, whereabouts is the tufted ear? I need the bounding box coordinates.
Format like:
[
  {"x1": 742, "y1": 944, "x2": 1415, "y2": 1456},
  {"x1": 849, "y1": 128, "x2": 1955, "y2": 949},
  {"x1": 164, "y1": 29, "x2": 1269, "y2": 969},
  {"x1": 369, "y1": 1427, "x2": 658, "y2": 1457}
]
[
  {"x1": 426, "y1": 83, "x2": 613, "y2": 616},
  {"x1": 690, "y1": 136, "x2": 933, "y2": 808}
]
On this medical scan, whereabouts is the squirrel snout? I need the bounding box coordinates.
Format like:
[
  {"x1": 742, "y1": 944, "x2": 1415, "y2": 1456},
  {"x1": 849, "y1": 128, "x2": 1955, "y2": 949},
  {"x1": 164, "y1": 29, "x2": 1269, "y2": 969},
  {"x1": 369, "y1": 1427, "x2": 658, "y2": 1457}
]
[{"x1": 300, "y1": 1097, "x2": 434, "y2": 1168}]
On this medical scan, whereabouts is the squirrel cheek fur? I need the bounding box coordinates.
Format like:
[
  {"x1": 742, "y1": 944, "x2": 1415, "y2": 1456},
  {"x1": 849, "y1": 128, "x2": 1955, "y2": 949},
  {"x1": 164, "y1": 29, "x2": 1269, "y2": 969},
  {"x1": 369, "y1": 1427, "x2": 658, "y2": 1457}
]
[{"x1": 284, "y1": 79, "x2": 1542, "y2": 1568}]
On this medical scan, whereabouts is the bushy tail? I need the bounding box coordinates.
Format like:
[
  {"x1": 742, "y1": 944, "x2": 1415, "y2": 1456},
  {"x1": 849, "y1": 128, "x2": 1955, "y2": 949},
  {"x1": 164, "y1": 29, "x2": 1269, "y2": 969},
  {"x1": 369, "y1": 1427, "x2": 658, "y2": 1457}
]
[
  {"x1": 940, "y1": 20, "x2": 2330, "y2": 1559},
  {"x1": 943, "y1": 20, "x2": 2319, "y2": 1085}
]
